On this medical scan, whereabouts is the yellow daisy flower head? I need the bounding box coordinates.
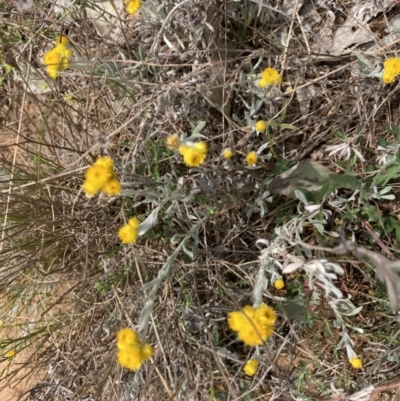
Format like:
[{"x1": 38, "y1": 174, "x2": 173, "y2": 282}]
[
  {"x1": 182, "y1": 148, "x2": 206, "y2": 167},
  {"x1": 6, "y1": 350, "x2": 15, "y2": 358},
  {"x1": 61, "y1": 58, "x2": 70, "y2": 70},
  {"x1": 118, "y1": 224, "x2": 139, "y2": 244},
  {"x1": 103, "y1": 179, "x2": 121, "y2": 196},
  {"x1": 274, "y1": 279, "x2": 284, "y2": 290},
  {"x1": 43, "y1": 48, "x2": 62, "y2": 68},
  {"x1": 83, "y1": 180, "x2": 102, "y2": 197},
  {"x1": 349, "y1": 356, "x2": 363, "y2": 369},
  {"x1": 223, "y1": 148, "x2": 233, "y2": 159},
  {"x1": 246, "y1": 151, "x2": 257, "y2": 166},
  {"x1": 94, "y1": 156, "x2": 114, "y2": 171},
  {"x1": 125, "y1": 0, "x2": 141, "y2": 14},
  {"x1": 54, "y1": 43, "x2": 72, "y2": 71},
  {"x1": 193, "y1": 141, "x2": 207, "y2": 154},
  {"x1": 43, "y1": 49, "x2": 63, "y2": 78},
  {"x1": 383, "y1": 57, "x2": 400, "y2": 74},
  {"x1": 383, "y1": 71, "x2": 396, "y2": 84},
  {"x1": 243, "y1": 358, "x2": 259, "y2": 376},
  {"x1": 117, "y1": 346, "x2": 142, "y2": 370},
  {"x1": 117, "y1": 328, "x2": 140, "y2": 350},
  {"x1": 55, "y1": 44, "x2": 72, "y2": 60},
  {"x1": 178, "y1": 142, "x2": 207, "y2": 167},
  {"x1": 128, "y1": 217, "x2": 140, "y2": 229},
  {"x1": 116, "y1": 328, "x2": 153, "y2": 371},
  {"x1": 43, "y1": 45, "x2": 72, "y2": 78},
  {"x1": 383, "y1": 57, "x2": 400, "y2": 84},
  {"x1": 142, "y1": 344, "x2": 154, "y2": 359},
  {"x1": 85, "y1": 165, "x2": 111, "y2": 188},
  {"x1": 117, "y1": 343, "x2": 153, "y2": 371},
  {"x1": 178, "y1": 144, "x2": 190, "y2": 156},
  {"x1": 46, "y1": 67, "x2": 61, "y2": 79},
  {"x1": 228, "y1": 304, "x2": 276, "y2": 346},
  {"x1": 259, "y1": 67, "x2": 282, "y2": 87},
  {"x1": 55, "y1": 35, "x2": 69, "y2": 46},
  {"x1": 255, "y1": 120, "x2": 267, "y2": 132},
  {"x1": 166, "y1": 134, "x2": 180, "y2": 151}
]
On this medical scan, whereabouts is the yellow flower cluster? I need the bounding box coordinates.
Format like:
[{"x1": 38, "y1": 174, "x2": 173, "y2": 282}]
[
  {"x1": 228, "y1": 304, "x2": 276, "y2": 346},
  {"x1": 118, "y1": 217, "x2": 140, "y2": 244},
  {"x1": 246, "y1": 151, "x2": 257, "y2": 166},
  {"x1": 349, "y1": 356, "x2": 363, "y2": 369},
  {"x1": 223, "y1": 148, "x2": 233, "y2": 159},
  {"x1": 178, "y1": 142, "x2": 207, "y2": 167},
  {"x1": 259, "y1": 67, "x2": 282, "y2": 88},
  {"x1": 124, "y1": 0, "x2": 141, "y2": 14},
  {"x1": 43, "y1": 36, "x2": 73, "y2": 79},
  {"x1": 83, "y1": 156, "x2": 121, "y2": 197},
  {"x1": 255, "y1": 120, "x2": 266, "y2": 132},
  {"x1": 243, "y1": 358, "x2": 259, "y2": 376},
  {"x1": 274, "y1": 279, "x2": 284, "y2": 290},
  {"x1": 116, "y1": 328, "x2": 153, "y2": 371},
  {"x1": 382, "y1": 57, "x2": 400, "y2": 84}
]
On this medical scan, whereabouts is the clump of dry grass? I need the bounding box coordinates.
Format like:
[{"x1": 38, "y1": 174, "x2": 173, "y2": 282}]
[{"x1": 2, "y1": 0, "x2": 400, "y2": 400}]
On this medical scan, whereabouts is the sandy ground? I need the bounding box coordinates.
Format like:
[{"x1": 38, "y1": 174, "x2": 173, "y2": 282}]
[{"x1": 0, "y1": 353, "x2": 45, "y2": 401}]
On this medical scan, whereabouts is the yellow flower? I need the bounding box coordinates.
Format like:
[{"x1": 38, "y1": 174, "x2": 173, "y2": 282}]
[
  {"x1": 274, "y1": 279, "x2": 284, "y2": 290},
  {"x1": 55, "y1": 35, "x2": 69, "y2": 46},
  {"x1": 83, "y1": 157, "x2": 119, "y2": 197},
  {"x1": 383, "y1": 57, "x2": 400, "y2": 84},
  {"x1": 166, "y1": 134, "x2": 180, "y2": 151},
  {"x1": 46, "y1": 67, "x2": 60, "y2": 79},
  {"x1": 243, "y1": 359, "x2": 259, "y2": 376},
  {"x1": 383, "y1": 57, "x2": 400, "y2": 74},
  {"x1": 183, "y1": 149, "x2": 206, "y2": 167},
  {"x1": 125, "y1": 0, "x2": 141, "y2": 14},
  {"x1": 349, "y1": 357, "x2": 363, "y2": 369},
  {"x1": 178, "y1": 145, "x2": 190, "y2": 156},
  {"x1": 228, "y1": 304, "x2": 276, "y2": 346},
  {"x1": 246, "y1": 151, "x2": 257, "y2": 166},
  {"x1": 103, "y1": 179, "x2": 121, "y2": 196},
  {"x1": 54, "y1": 44, "x2": 72, "y2": 70},
  {"x1": 118, "y1": 225, "x2": 138, "y2": 244},
  {"x1": 43, "y1": 36, "x2": 73, "y2": 79},
  {"x1": 128, "y1": 217, "x2": 140, "y2": 229},
  {"x1": 55, "y1": 44, "x2": 72, "y2": 59},
  {"x1": 116, "y1": 328, "x2": 153, "y2": 371},
  {"x1": 118, "y1": 220, "x2": 140, "y2": 244},
  {"x1": 383, "y1": 71, "x2": 396, "y2": 84},
  {"x1": 178, "y1": 142, "x2": 207, "y2": 167},
  {"x1": 117, "y1": 344, "x2": 153, "y2": 370},
  {"x1": 193, "y1": 141, "x2": 207, "y2": 154},
  {"x1": 259, "y1": 67, "x2": 282, "y2": 87},
  {"x1": 94, "y1": 156, "x2": 114, "y2": 170},
  {"x1": 255, "y1": 120, "x2": 266, "y2": 132},
  {"x1": 117, "y1": 327, "x2": 140, "y2": 350},
  {"x1": 6, "y1": 350, "x2": 15, "y2": 358},
  {"x1": 223, "y1": 148, "x2": 233, "y2": 159},
  {"x1": 85, "y1": 165, "x2": 111, "y2": 189},
  {"x1": 43, "y1": 48, "x2": 62, "y2": 68},
  {"x1": 83, "y1": 180, "x2": 102, "y2": 197},
  {"x1": 43, "y1": 49, "x2": 62, "y2": 78}
]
